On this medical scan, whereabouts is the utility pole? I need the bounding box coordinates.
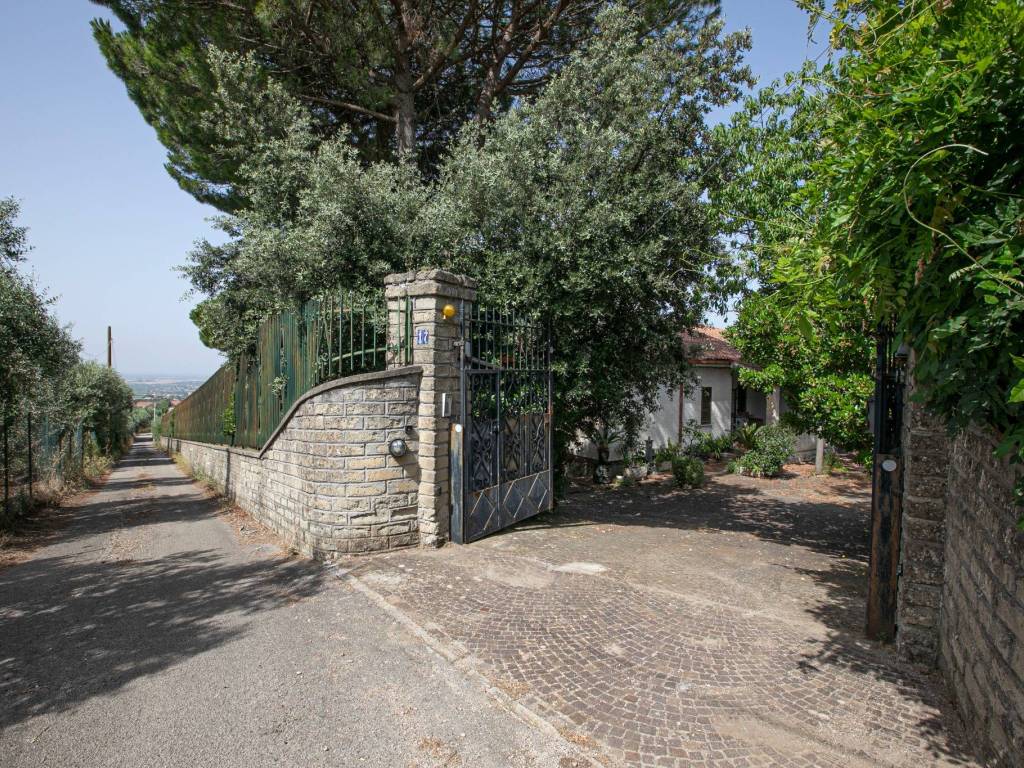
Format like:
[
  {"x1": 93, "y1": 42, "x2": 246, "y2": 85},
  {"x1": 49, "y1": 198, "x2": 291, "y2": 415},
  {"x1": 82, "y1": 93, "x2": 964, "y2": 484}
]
[{"x1": 107, "y1": 326, "x2": 112, "y2": 369}]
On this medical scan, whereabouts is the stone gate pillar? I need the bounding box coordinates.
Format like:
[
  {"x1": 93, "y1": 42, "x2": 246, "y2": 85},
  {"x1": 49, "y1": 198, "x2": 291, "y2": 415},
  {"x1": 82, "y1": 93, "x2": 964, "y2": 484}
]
[{"x1": 385, "y1": 270, "x2": 477, "y2": 546}]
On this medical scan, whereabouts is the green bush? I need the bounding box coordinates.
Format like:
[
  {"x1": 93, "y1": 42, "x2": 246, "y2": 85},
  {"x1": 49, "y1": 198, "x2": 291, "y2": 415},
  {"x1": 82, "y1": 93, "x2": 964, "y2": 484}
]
[
  {"x1": 732, "y1": 423, "x2": 760, "y2": 452},
  {"x1": 672, "y1": 455, "x2": 704, "y2": 488},
  {"x1": 654, "y1": 441, "x2": 682, "y2": 464},
  {"x1": 734, "y1": 424, "x2": 795, "y2": 478},
  {"x1": 686, "y1": 432, "x2": 733, "y2": 460}
]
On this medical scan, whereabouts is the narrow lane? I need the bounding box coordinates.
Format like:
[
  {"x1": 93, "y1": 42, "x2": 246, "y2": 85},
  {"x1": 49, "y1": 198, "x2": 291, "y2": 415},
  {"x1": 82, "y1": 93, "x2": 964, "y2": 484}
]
[{"x1": 0, "y1": 436, "x2": 577, "y2": 768}]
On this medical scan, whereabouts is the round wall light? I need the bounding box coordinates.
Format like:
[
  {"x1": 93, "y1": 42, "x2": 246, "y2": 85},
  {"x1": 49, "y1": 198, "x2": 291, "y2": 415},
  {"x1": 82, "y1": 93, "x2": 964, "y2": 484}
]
[
  {"x1": 442, "y1": 304, "x2": 457, "y2": 320},
  {"x1": 388, "y1": 438, "x2": 408, "y2": 458}
]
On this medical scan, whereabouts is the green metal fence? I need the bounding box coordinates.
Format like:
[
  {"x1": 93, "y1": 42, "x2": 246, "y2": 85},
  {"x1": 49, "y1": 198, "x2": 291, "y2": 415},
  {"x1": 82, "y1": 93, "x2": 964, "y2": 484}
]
[
  {"x1": 2, "y1": 409, "x2": 87, "y2": 523},
  {"x1": 166, "y1": 289, "x2": 411, "y2": 450}
]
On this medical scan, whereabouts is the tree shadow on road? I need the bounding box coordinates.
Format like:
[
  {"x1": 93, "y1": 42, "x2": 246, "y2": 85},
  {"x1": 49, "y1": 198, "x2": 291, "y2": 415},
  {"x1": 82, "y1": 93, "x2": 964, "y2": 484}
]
[
  {"x1": 497, "y1": 474, "x2": 978, "y2": 765},
  {"x1": 0, "y1": 547, "x2": 322, "y2": 730}
]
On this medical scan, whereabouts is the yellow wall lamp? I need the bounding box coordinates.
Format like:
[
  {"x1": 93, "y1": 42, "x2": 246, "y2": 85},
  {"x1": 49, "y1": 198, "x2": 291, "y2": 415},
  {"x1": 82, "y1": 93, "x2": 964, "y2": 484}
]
[{"x1": 441, "y1": 304, "x2": 457, "y2": 320}]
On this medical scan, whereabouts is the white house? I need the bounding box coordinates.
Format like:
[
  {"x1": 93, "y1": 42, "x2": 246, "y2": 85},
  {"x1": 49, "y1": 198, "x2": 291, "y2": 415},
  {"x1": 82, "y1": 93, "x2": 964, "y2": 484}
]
[
  {"x1": 640, "y1": 327, "x2": 769, "y2": 447},
  {"x1": 574, "y1": 327, "x2": 812, "y2": 462}
]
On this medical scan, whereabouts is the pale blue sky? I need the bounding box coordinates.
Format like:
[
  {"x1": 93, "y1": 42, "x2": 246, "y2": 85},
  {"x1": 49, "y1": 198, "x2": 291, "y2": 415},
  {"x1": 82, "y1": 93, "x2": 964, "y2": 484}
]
[{"x1": 0, "y1": 1, "x2": 821, "y2": 379}]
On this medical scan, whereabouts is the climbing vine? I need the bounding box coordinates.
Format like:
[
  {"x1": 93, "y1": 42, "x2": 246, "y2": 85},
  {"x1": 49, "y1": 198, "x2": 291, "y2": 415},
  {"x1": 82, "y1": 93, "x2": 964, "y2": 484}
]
[{"x1": 724, "y1": 0, "x2": 1024, "y2": 519}]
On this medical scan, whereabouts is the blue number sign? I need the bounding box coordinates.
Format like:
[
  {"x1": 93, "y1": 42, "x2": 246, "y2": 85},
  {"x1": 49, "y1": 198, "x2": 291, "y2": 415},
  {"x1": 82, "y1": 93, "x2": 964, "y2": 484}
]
[{"x1": 415, "y1": 328, "x2": 430, "y2": 345}]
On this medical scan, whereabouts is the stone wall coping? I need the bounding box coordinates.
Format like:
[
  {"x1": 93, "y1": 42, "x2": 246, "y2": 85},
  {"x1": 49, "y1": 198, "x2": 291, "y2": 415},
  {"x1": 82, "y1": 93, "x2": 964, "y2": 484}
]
[
  {"x1": 165, "y1": 437, "x2": 260, "y2": 460},
  {"x1": 257, "y1": 365, "x2": 422, "y2": 458},
  {"x1": 384, "y1": 269, "x2": 478, "y2": 289}
]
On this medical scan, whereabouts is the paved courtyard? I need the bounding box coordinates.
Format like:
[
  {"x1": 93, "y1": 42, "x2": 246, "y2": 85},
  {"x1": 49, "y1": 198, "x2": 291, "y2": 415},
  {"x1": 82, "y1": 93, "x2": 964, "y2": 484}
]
[{"x1": 344, "y1": 466, "x2": 981, "y2": 768}]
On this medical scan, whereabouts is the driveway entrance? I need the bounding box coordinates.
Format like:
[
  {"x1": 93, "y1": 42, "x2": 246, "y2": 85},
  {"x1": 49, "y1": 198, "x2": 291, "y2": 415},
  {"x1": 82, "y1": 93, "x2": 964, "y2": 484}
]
[{"x1": 348, "y1": 467, "x2": 980, "y2": 768}]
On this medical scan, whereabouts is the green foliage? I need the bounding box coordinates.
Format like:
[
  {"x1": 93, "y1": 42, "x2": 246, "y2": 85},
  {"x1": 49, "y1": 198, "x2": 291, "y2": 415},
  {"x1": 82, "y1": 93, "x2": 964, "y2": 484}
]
[
  {"x1": 66, "y1": 363, "x2": 136, "y2": 456},
  {"x1": 731, "y1": 423, "x2": 760, "y2": 452},
  {"x1": 672, "y1": 455, "x2": 705, "y2": 488},
  {"x1": 733, "y1": 424, "x2": 795, "y2": 478},
  {"x1": 0, "y1": 200, "x2": 133, "y2": 469},
  {"x1": 722, "y1": 1, "x2": 1024, "y2": 506},
  {"x1": 725, "y1": 294, "x2": 873, "y2": 454},
  {"x1": 130, "y1": 407, "x2": 153, "y2": 433},
  {"x1": 822, "y1": 448, "x2": 845, "y2": 475},
  {"x1": 686, "y1": 432, "x2": 732, "y2": 460},
  {"x1": 177, "y1": 7, "x2": 752, "y2": 477},
  {"x1": 91, "y1": 0, "x2": 720, "y2": 207},
  {"x1": 654, "y1": 441, "x2": 683, "y2": 464},
  {"x1": 221, "y1": 392, "x2": 236, "y2": 439},
  {"x1": 0, "y1": 199, "x2": 81, "y2": 418}
]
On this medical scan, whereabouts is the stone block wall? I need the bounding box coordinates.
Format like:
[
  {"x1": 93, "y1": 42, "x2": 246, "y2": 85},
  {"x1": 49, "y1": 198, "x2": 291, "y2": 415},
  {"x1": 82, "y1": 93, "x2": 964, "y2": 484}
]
[
  {"x1": 385, "y1": 270, "x2": 477, "y2": 546},
  {"x1": 897, "y1": 394, "x2": 951, "y2": 664},
  {"x1": 897, "y1": 396, "x2": 1024, "y2": 767},
  {"x1": 939, "y1": 426, "x2": 1024, "y2": 765},
  {"x1": 160, "y1": 366, "x2": 423, "y2": 559}
]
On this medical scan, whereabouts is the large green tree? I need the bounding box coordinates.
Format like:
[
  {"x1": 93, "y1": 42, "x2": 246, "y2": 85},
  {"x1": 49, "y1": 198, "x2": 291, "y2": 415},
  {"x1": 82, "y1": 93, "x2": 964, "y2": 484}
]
[
  {"x1": 91, "y1": 0, "x2": 719, "y2": 209},
  {"x1": 715, "y1": 75, "x2": 874, "y2": 456},
  {"x1": 178, "y1": 6, "x2": 751, "y2": 468},
  {"x1": 724, "y1": 0, "x2": 1024, "y2": 503},
  {"x1": 0, "y1": 198, "x2": 81, "y2": 420}
]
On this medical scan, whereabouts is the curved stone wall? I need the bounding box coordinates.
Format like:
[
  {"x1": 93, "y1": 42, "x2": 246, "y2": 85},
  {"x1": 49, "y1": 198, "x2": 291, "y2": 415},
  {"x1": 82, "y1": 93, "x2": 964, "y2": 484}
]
[{"x1": 162, "y1": 366, "x2": 423, "y2": 559}]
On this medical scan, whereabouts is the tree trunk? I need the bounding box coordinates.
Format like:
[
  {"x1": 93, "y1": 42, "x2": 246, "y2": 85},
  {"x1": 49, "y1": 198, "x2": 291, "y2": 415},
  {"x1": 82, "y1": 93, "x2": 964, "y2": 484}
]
[{"x1": 394, "y1": 69, "x2": 416, "y2": 157}]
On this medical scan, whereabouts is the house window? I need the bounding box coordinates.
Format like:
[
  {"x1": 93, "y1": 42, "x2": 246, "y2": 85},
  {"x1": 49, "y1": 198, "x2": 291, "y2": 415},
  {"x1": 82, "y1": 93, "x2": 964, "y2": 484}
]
[
  {"x1": 700, "y1": 387, "x2": 712, "y2": 426},
  {"x1": 737, "y1": 386, "x2": 747, "y2": 414}
]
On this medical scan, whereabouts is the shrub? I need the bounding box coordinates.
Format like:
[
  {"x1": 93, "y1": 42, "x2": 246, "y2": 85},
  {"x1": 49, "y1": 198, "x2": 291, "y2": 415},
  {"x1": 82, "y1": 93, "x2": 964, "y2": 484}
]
[
  {"x1": 687, "y1": 432, "x2": 734, "y2": 460},
  {"x1": 732, "y1": 423, "x2": 760, "y2": 452},
  {"x1": 654, "y1": 441, "x2": 682, "y2": 464},
  {"x1": 672, "y1": 455, "x2": 704, "y2": 488},
  {"x1": 734, "y1": 424, "x2": 795, "y2": 478}
]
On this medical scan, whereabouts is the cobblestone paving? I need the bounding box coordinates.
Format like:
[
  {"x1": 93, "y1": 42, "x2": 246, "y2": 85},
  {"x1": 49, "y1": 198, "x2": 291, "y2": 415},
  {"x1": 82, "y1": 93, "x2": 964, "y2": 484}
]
[{"x1": 346, "y1": 470, "x2": 981, "y2": 768}]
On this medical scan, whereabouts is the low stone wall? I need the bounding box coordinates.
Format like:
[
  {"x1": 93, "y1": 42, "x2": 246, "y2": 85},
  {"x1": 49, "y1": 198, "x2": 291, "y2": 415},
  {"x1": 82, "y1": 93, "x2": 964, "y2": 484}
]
[
  {"x1": 160, "y1": 367, "x2": 422, "y2": 559},
  {"x1": 898, "y1": 400, "x2": 1024, "y2": 767}
]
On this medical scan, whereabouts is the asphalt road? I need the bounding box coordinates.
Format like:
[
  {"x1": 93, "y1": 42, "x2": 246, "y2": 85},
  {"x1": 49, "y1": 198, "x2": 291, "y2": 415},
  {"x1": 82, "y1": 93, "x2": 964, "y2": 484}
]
[{"x1": 0, "y1": 436, "x2": 577, "y2": 768}]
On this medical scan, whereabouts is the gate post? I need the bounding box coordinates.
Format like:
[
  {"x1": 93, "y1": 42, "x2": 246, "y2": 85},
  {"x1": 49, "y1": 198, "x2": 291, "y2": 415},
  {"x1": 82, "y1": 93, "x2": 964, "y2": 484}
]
[{"x1": 385, "y1": 270, "x2": 477, "y2": 546}]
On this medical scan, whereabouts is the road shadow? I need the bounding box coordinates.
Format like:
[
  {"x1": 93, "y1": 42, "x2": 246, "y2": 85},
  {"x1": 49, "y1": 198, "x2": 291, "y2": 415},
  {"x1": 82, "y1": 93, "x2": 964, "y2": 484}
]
[{"x1": 0, "y1": 548, "x2": 322, "y2": 729}]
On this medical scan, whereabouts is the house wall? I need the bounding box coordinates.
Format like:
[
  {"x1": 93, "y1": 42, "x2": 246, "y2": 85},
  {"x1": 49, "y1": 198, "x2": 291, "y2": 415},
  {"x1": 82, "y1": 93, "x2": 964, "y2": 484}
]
[
  {"x1": 682, "y1": 366, "x2": 733, "y2": 439},
  {"x1": 743, "y1": 389, "x2": 767, "y2": 423},
  {"x1": 639, "y1": 385, "x2": 682, "y2": 450},
  {"x1": 157, "y1": 367, "x2": 423, "y2": 559}
]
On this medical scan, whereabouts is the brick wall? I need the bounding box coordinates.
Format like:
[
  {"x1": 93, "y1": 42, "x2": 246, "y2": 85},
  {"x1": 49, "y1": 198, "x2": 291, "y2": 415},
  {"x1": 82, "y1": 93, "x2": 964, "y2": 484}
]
[
  {"x1": 159, "y1": 367, "x2": 423, "y2": 559},
  {"x1": 939, "y1": 426, "x2": 1024, "y2": 765},
  {"x1": 898, "y1": 396, "x2": 1024, "y2": 767}
]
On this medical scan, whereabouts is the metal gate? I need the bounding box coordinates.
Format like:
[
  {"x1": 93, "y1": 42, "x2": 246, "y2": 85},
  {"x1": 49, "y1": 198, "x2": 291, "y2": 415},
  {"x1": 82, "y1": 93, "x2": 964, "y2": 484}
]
[{"x1": 451, "y1": 305, "x2": 553, "y2": 544}]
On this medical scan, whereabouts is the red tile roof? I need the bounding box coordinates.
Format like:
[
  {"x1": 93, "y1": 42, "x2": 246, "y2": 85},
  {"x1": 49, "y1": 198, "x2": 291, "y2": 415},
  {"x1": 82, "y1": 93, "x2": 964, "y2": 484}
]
[{"x1": 681, "y1": 326, "x2": 742, "y2": 364}]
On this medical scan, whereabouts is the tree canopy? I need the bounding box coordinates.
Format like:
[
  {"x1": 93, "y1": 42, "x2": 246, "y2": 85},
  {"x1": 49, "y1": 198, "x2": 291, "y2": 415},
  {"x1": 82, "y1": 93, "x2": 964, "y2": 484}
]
[
  {"x1": 0, "y1": 198, "x2": 81, "y2": 419},
  {"x1": 720, "y1": 0, "x2": 1024, "y2": 496},
  {"x1": 91, "y1": 0, "x2": 720, "y2": 210},
  {"x1": 176, "y1": 5, "x2": 751, "y2": 467}
]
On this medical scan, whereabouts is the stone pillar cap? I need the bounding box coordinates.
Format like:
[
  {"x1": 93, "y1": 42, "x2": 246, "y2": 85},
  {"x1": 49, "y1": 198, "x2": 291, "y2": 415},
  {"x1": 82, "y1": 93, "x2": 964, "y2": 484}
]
[{"x1": 384, "y1": 269, "x2": 478, "y2": 290}]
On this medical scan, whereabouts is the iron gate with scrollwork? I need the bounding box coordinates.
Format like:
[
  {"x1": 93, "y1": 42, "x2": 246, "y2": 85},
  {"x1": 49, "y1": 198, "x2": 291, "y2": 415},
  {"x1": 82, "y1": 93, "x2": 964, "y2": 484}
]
[{"x1": 451, "y1": 305, "x2": 553, "y2": 544}]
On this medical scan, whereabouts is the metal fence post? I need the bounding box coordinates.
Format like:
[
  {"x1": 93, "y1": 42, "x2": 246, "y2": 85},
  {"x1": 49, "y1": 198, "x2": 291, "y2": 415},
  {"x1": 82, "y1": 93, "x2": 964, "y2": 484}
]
[
  {"x1": 2, "y1": 416, "x2": 8, "y2": 516},
  {"x1": 27, "y1": 411, "x2": 32, "y2": 505}
]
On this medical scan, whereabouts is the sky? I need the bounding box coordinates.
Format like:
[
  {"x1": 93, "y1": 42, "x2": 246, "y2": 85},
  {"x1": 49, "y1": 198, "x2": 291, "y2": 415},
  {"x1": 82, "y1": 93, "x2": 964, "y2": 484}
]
[{"x1": 0, "y1": 0, "x2": 823, "y2": 380}]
